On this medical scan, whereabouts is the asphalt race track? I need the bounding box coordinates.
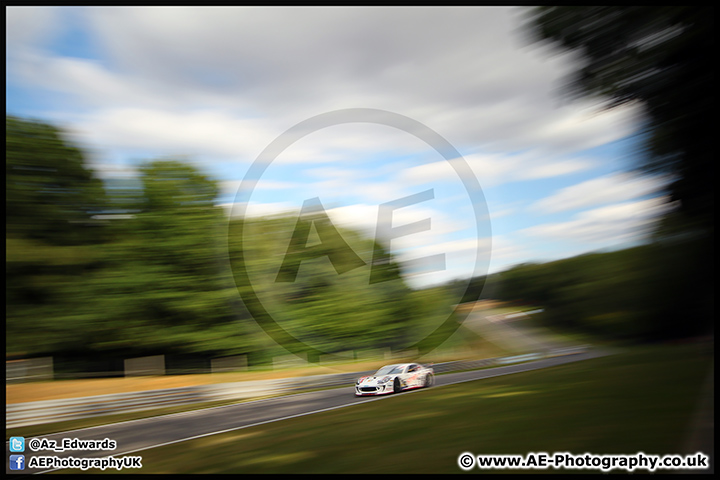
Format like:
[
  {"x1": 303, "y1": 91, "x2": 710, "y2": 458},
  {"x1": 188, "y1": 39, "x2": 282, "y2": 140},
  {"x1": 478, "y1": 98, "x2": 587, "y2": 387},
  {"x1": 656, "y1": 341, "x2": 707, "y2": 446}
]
[{"x1": 8, "y1": 349, "x2": 607, "y2": 474}]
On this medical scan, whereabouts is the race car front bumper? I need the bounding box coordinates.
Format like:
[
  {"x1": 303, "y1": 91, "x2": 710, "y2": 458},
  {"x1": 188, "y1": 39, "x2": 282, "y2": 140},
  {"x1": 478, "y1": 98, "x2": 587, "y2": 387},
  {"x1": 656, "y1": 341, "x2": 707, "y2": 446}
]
[{"x1": 355, "y1": 383, "x2": 393, "y2": 396}]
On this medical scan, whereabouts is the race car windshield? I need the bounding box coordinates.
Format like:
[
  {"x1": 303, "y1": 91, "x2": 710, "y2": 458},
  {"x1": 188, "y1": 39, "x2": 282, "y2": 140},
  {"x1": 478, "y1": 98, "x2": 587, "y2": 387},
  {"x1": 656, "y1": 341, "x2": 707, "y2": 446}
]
[{"x1": 375, "y1": 365, "x2": 404, "y2": 375}]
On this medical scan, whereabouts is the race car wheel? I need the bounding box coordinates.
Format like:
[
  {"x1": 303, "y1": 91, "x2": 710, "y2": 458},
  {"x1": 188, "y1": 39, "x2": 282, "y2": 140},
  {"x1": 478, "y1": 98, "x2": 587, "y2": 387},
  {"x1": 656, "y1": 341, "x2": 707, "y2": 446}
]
[
  {"x1": 393, "y1": 377, "x2": 402, "y2": 394},
  {"x1": 424, "y1": 373, "x2": 434, "y2": 388}
]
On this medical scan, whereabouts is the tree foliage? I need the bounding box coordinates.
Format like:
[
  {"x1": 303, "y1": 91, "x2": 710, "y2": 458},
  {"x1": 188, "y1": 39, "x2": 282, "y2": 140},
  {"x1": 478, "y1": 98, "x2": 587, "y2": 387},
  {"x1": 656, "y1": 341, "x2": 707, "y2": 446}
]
[
  {"x1": 227, "y1": 213, "x2": 454, "y2": 361},
  {"x1": 525, "y1": 7, "x2": 713, "y2": 338},
  {"x1": 6, "y1": 116, "x2": 458, "y2": 368},
  {"x1": 5, "y1": 117, "x2": 254, "y2": 363},
  {"x1": 526, "y1": 7, "x2": 714, "y2": 222},
  {"x1": 6, "y1": 116, "x2": 106, "y2": 245},
  {"x1": 494, "y1": 244, "x2": 711, "y2": 341}
]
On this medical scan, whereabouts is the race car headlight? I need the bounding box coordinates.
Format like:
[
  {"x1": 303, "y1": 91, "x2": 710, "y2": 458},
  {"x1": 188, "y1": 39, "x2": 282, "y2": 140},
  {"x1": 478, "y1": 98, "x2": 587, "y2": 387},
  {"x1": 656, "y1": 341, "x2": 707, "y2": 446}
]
[{"x1": 377, "y1": 376, "x2": 391, "y2": 384}]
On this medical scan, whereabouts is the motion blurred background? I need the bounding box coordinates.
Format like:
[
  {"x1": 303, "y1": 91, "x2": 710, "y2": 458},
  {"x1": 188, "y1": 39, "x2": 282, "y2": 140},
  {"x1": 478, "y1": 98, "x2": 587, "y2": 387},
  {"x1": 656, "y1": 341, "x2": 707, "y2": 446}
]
[{"x1": 6, "y1": 7, "x2": 713, "y2": 379}]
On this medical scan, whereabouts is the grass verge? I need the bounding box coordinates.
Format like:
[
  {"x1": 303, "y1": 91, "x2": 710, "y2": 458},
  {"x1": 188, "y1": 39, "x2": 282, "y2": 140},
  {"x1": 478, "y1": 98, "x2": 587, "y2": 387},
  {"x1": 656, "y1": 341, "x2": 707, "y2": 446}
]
[{"x1": 54, "y1": 343, "x2": 712, "y2": 474}]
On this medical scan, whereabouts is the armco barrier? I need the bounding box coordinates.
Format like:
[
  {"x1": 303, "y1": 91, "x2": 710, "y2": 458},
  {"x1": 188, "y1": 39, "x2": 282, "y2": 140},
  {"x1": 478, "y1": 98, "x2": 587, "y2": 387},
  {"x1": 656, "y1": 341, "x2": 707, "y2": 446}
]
[
  {"x1": 6, "y1": 375, "x2": 375, "y2": 429},
  {"x1": 6, "y1": 379, "x2": 293, "y2": 429},
  {"x1": 6, "y1": 347, "x2": 587, "y2": 428}
]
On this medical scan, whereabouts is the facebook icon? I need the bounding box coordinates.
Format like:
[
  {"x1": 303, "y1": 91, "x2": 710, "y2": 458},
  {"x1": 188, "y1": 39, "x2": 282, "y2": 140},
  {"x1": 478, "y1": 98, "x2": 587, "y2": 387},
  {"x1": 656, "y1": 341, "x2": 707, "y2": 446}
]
[{"x1": 9, "y1": 454, "x2": 25, "y2": 471}]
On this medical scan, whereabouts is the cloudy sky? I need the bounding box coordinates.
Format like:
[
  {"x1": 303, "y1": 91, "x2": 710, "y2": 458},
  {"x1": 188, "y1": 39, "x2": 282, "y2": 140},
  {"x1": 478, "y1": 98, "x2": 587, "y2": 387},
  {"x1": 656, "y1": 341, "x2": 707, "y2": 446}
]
[{"x1": 6, "y1": 6, "x2": 672, "y2": 288}]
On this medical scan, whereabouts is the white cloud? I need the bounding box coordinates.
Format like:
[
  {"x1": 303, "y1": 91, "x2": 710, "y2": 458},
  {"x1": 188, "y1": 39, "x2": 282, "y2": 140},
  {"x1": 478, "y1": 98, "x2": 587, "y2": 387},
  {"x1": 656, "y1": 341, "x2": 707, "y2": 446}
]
[
  {"x1": 517, "y1": 157, "x2": 595, "y2": 181},
  {"x1": 7, "y1": 6, "x2": 662, "y2": 281},
  {"x1": 400, "y1": 151, "x2": 597, "y2": 189},
  {"x1": 522, "y1": 100, "x2": 641, "y2": 155},
  {"x1": 6, "y1": 6, "x2": 63, "y2": 52},
  {"x1": 222, "y1": 201, "x2": 299, "y2": 219},
  {"x1": 71, "y1": 108, "x2": 277, "y2": 162},
  {"x1": 8, "y1": 7, "x2": 641, "y2": 170},
  {"x1": 530, "y1": 172, "x2": 671, "y2": 214},
  {"x1": 521, "y1": 197, "x2": 673, "y2": 245}
]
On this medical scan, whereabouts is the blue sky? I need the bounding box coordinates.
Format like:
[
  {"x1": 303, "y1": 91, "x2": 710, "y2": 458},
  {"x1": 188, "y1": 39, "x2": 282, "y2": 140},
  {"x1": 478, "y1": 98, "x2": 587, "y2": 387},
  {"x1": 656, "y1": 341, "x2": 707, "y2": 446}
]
[{"x1": 6, "y1": 6, "x2": 673, "y2": 289}]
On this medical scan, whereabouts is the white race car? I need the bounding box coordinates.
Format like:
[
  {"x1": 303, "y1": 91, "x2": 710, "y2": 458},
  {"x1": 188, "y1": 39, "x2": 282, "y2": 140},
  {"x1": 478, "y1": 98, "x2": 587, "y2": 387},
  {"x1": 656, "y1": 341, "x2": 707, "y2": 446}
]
[{"x1": 355, "y1": 363, "x2": 434, "y2": 396}]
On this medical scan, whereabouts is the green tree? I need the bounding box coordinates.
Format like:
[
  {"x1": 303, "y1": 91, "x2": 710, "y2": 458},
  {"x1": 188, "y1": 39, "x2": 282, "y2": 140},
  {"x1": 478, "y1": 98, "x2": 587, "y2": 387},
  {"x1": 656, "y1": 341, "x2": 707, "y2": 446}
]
[
  {"x1": 6, "y1": 116, "x2": 107, "y2": 357},
  {"x1": 228, "y1": 214, "x2": 421, "y2": 361},
  {"x1": 6, "y1": 116, "x2": 106, "y2": 245},
  {"x1": 88, "y1": 160, "x2": 253, "y2": 359}
]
